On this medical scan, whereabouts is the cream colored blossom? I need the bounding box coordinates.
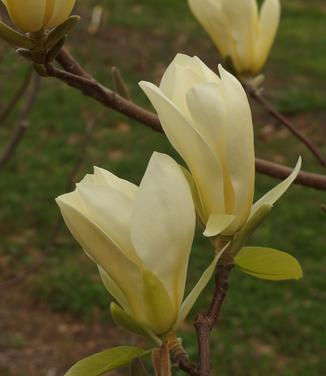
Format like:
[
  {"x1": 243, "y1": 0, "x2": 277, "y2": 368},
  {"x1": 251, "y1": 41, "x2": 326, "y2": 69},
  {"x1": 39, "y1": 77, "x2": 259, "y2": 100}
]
[
  {"x1": 188, "y1": 0, "x2": 281, "y2": 75},
  {"x1": 56, "y1": 152, "x2": 220, "y2": 336},
  {"x1": 140, "y1": 54, "x2": 301, "y2": 237}
]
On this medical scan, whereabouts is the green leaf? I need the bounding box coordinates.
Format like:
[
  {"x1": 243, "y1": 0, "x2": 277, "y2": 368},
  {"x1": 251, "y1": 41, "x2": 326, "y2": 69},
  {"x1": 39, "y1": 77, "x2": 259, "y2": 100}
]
[
  {"x1": 235, "y1": 247, "x2": 303, "y2": 281},
  {"x1": 64, "y1": 346, "x2": 151, "y2": 376}
]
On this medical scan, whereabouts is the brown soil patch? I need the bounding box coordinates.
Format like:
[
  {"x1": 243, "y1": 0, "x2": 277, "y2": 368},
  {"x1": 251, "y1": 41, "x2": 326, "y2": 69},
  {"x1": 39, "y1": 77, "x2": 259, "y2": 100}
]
[{"x1": 0, "y1": 286, "x2": 140, "y2": 376}]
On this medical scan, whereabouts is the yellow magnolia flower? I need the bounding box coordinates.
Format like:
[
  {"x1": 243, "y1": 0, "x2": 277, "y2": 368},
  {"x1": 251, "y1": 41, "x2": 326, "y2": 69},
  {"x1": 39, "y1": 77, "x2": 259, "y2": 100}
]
[
  {"x1": 56, "y1": 152, "x2": 220, "y2": 336},
  {"x1": 1, "y1": 0, "x2": 76, "y2": 32},
  {"x1": 188, "y1": 0, "x2": 281, "y2": 75},
  {"x1": 140, "y1": 54, "x2": 301, "y2": 238}
]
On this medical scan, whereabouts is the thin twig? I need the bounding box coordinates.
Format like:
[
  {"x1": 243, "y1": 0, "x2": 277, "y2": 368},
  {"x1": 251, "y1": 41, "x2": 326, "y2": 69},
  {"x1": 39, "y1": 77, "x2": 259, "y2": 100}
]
[
  {"x1": 176, "y1": 356, "x2": 199, "y2": 376},
  {"x1": 0, "y1": 118, "x2": 95, "y2": 288},
  {"x1": 45, "y1": 49, "x2": 326, "y2": 191},
  {"x1": 245, "y1": 83, "x2": 326, "y2": 168},
  {"x1": 0, "y1": 72, "x2": 40, "y2": 169},
  {"x1": 173, "y1": 252, "x2": 234, "y2": 376},
  {"x1": 0, "y1": 66, "x2": 34, "y2": 128},
  {"x1": 168, "y1": 337, "x2": 199, "y2": 376},
  {"x1": 194, "y1": 253, "x2": 233, "y2": 376}
]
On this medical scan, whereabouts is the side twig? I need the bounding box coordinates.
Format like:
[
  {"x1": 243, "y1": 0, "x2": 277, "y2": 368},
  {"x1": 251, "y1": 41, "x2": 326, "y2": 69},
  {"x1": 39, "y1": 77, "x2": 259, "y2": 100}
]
[
  {"x1": 194, "y1": 255, "x2": 233, "y2": 376},
  {"x1": 0, "y1": 72, "x2": 40, "y2": 169},
  {"x1": 245, "y1": 83, "x2": 326, "y2": 168},
  {"x1": 43, "y1": 48, "x2": 326, "y2": 191}
]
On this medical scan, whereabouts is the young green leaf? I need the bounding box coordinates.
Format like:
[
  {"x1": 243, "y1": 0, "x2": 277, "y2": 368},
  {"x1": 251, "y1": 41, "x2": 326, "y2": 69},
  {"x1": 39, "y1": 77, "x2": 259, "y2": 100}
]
[
  {"x1": 235, "y1": 247, "x2": 303, "y2": 281},
  {"x1": 64, "y1": 346, "x2": 151, "y2": 376}
]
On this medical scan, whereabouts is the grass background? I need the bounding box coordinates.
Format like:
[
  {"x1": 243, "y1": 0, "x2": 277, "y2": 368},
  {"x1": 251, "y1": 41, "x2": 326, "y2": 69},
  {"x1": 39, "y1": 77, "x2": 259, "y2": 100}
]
[{"x1": 0, "y1": 0, "x2": 325, "y2": 375}]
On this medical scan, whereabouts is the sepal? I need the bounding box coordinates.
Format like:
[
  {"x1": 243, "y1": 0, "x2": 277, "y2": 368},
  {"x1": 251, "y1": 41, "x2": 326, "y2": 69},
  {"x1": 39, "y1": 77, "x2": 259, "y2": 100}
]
[
  {"x1": 44, "y1": 16, "x2": 80, "y2": 50},
  {"x1": 174, "y1": 242, "x2": 229, "y2": 329},
  {"x1": 231, "y1": 204, "x2": 272, "y2": 255},
  {"x1": 0, "y1": 21, "x2": 34, "y2": 48},
  {"x1": 45, "y1": 36, "x2": 66, "y2": 63}
]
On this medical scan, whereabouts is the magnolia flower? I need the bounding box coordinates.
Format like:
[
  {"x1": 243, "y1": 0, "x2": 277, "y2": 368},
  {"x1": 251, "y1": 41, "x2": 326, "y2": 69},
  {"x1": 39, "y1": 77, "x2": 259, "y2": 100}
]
[
  {"x1": 1, "y1": 0, "x2": 76, "y2": 32},
  {"x1": 188, "y1": 0, "x2": 281, "y2": 75},
  {"x1": 140, "y1": 54, "x2": 301, "y2": 238},
  {"x1": 56, "y1": 152, "x2": 221, "y2": 336}
]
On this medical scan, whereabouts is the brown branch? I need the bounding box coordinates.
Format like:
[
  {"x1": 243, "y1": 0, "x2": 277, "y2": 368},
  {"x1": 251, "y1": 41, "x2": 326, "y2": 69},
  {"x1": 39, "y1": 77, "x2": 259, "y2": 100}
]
[
  {"x1": 168, "y1": 337, "x2": 199, "y2": 376},
  {"x1": 172, "y1": 352, "x2": 199, "y2": 376},
  {"x1": 0, "y1": 66, "x2": 33, "y2": 128},
  {"x1": 0, "y1": 72, "x2": 40, "y2": 169},
  {"x1": 45, "y1": 49, "x2": 326, "y2": 191},
  {"x1": 245, "y1": 83, "x2": 326, "y2": 168},
  {"x1": 169, "y1": 251, "x2": 234, "y2": 376},
  {"x1": 194, "y1": 254, "x2": 233, "y2": 376},
  {"x1": 255, "y1": 158, "x2": 326, "y2": 190},
  {"x1": 56, "y1": 47, "x2": 93, "y2": 79}
]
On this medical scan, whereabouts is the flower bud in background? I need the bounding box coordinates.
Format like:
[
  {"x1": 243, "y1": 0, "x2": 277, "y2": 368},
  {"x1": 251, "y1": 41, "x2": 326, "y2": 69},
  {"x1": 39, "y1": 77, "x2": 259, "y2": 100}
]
[
  {"x1": 140, "y1": 54, "x2": 301, "y2": 238},
  {"x1": 56, "y1": 152, "x2": 219, "y2": 337},
  {"x1": 1, "y1": 0, "x2": 76, "y2": 33},
  {"x1": 188, "y1": 0, "x2": 281, "y2": 75}
]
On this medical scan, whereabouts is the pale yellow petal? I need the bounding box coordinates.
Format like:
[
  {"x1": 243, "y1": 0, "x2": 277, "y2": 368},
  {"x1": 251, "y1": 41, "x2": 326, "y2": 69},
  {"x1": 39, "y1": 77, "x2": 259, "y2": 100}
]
[
  {"x1": 165, "y1": 65, "x2": 206, "y2": 116},
  {"x1": 204, "y1": 214, "x2": 236, "y2": 237},
  {"x1": 186, "y1": 82, "x2": 225, "y2": 155},
  {"x1": 76, "y1": 182, "x2": 141, "y2": 264},
  {"x1": 55, "y1": 194, "x2": 144, "y2": 319},
  {"x1": 160, "y1": 55, "x2": 220, "y2": 115},
  {"x1": 218, "y1": 65, "x2": 255, "y2": 232},
  {"x1": 98, "y1": 266, "x2": 131, "y2": 314},
  {"x1": 131, "y1": 152, "x2": 195, "y2": 308},
  {"x1": 93, "y1": 166, "x2": 137, "y2": 199},
  {"x1": 188, "y1": 0, "x2": 233, "y2": 58},
  {"x1": 185, "y1": 81, "x2": 237, "y2": 215},
  {"x1": 4, "y1": 0, "x2": 47, "y2": 32},
  {"x1": 139, "y1": 81, "x2": 225, "y2": 219},
  {"x1": 221, "y1": 0, "x2": 259, "y2": 72},
  {"x1": 46, "y1": 0, "x2": 76, "y2": 29},
  {"x1": 253, "y1": 0, "x2": 281, "y2": 72}
]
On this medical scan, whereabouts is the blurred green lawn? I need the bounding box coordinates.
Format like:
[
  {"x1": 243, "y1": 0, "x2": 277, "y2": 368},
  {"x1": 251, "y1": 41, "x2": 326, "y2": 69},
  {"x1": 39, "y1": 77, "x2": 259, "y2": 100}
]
[{"x1": 0, "y1": 0, "x2": 325, "y2": 375}]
